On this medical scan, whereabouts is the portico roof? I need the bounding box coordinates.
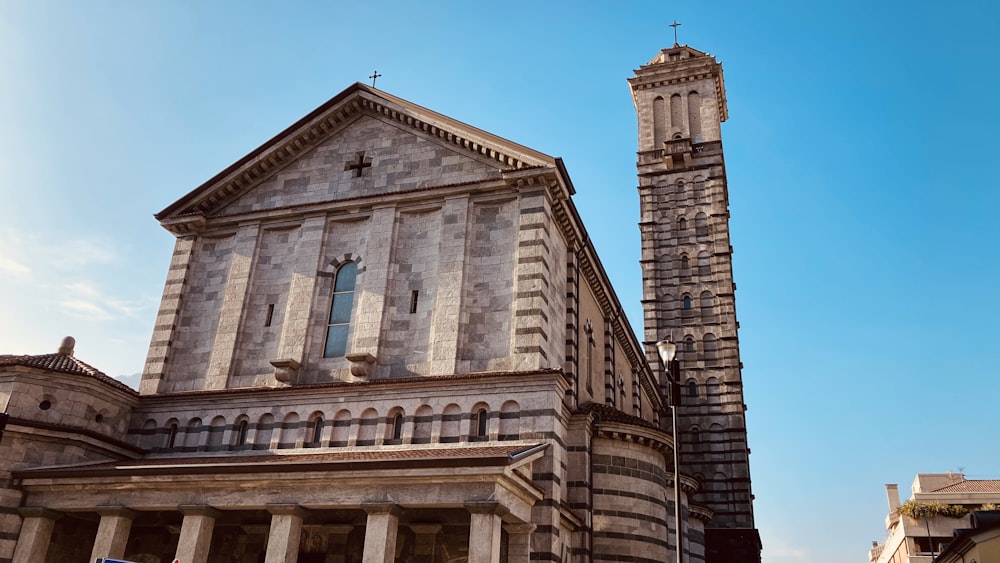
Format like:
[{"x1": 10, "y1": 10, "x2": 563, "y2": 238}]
[{"x1": 13, "y1": 443, "x2": 548, "y2": 479}]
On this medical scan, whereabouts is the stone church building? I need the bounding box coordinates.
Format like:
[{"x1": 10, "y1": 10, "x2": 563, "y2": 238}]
[{"x1": 0, "y1": 44, "x2": 760, "y2": 563}]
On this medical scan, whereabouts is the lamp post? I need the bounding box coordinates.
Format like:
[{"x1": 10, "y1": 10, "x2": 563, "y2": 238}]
[{"x1": 656, "y1": 338, "x2": 683, "y2": 563}]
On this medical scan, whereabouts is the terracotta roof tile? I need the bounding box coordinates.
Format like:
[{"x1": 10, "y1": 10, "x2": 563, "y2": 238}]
[
  {"x1": 0, "y1": 353, "x2": 137, "y2": 395},
  {"x1": 933, "y1": 480, "x2": 1000, "y2": 493}
]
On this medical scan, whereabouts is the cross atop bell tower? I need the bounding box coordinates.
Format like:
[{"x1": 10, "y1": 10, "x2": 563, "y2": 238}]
[{"x1": 631, "y1": 44, "x2": 762, "y2": 563}]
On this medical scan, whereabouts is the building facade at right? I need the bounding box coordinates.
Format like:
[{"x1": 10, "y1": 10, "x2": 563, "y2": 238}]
[
  {"x1": 630, "y1": 44, "x2": 761, "y2": 562},
  {"x1": 870, "y1": 473, "x2": 1000, "y2": 563}
]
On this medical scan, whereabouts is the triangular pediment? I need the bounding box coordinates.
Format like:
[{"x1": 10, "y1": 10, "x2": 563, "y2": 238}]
[{"x1": 157, "y1": 84, "x2": 555, "y2": 228}]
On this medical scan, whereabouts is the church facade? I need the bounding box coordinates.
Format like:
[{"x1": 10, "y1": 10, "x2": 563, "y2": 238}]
[{"x1": 0, "y1": 44, "x2": 759, "y2": 563}]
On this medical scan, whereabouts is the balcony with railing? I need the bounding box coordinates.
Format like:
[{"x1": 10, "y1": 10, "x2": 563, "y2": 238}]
[{"x1": 637, "y1": 140, "x2": 723, "y2": 167}]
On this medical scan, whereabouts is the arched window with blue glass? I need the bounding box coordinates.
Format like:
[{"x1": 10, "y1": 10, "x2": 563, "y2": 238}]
[{"x1": 324, "y1": 261, "x2": 357, "y2": 358}]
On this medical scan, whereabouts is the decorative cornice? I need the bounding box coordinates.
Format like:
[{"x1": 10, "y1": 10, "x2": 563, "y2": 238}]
[{"x1": 689, "y1": 503, "x2": 715, "y2": 523}]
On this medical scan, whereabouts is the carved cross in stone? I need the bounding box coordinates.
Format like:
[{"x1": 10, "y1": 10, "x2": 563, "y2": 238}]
[
  {"x1": 670, "y1": 20, "x2": 682, "y2": 46},
  {"x1": 345, "y1": 151, "x2": 373, "y2": 177}
]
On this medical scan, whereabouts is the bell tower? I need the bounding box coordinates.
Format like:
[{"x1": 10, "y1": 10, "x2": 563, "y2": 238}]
[{"x1": 630, "y1": 44, "x2": 762, "y2": 562}]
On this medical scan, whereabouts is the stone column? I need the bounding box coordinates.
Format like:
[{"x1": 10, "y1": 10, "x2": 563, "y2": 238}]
[
  {"x1": 11, "y1": 508, "x2": 60, "y2": 563},
  {"x1": 361, "y1": 503, "x2": 400, "y2": 563},
  {"x1": 89, "y1": 506, "x2": 137, "y2": 562},
  {"x1": 408, "y1": 524, "x2": 441, "y2": 563},
  {"x1": 175, "y1": 505, "x2": 221, "y2": 563},
  {"x1": 505, "y1": 523, "x2": 535, "y2": 563},
  {"x1": 466, "y1": 502, "x2": 504, "y2": 563},
  {"x1": 264, "y1": 504, "x2": 305, "y2": 563}
]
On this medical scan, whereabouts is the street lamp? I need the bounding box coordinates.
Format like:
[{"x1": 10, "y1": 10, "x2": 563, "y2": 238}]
[{"x1": 656, "y1": 338, "x2": 683, "y2": 563}]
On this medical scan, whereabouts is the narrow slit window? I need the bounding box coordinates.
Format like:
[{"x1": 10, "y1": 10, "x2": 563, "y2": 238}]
[
  {"x1": 310, "y1": 417, "x2": 324, "y2": 445},
  {"x1": 235, "y1": 420, "x2": 249, "y2": 447},
  {"x1": 476, "y1": 409, "x2": 489, "y2": 438},
  {"x1": 324, "y1": 262, "x2": 358, "y2": 358},
  {"x1": 166, "y1": 423, "x2": 178, "y2": 449},
  {"x1": 265, "y1": 304, "x2": 275, "y2": 327},
  {"x1": 392, "y1": 414, "x2": 403, "y2": 440},
  {"x1": 410, "y1": 290, "x2": 419, "y2": 314}
]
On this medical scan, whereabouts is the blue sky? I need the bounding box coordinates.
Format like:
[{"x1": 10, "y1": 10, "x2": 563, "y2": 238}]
[{"x1": 1, "y1": 1, "x2": 998, "y2": 561}]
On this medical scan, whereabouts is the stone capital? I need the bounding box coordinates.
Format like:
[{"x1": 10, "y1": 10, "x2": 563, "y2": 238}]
[
  {"x1": 178, "y1": 504, "x2": 222, "y2": 519},
  {"x1": 505, "y1": 523, "x2": 536, "y2": 535},
  {"x1": 17, "y1": 507, "x2": 62, "y2": 520},
  {"x1": 464, "y1": 501, "x2": 509, "y2": 516},
  {"x1": 96, "y1": 506, "x2": 138, "y2": 519},
  {"x1": 267, "y1": 503, "x2": 307, "y2": 518},
  {"x1": 361, "y1": 503, "x2": 401, "y2": 517}
]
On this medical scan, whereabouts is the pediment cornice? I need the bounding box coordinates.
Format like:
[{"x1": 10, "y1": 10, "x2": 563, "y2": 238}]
[{"x1": 156, "y1": 83, "x2": 554, "y2": 226}]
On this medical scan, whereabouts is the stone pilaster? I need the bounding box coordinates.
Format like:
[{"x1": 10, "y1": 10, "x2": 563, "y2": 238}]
[
  {"x1": 274, "y1": 217, "x2": 326, "y2": 372},
  {"x1": 505, "y1": 523, "x2": 535, "y2": 563},
  {"x1": 351, "y1": 206, "x2": 395, "y2": 360},
  {"x1": 428, "y1": 195, "x2": 469, "y2": 374},
  {"x1": 264, "y1": 504, "x2": 305, "y2": 563},
  {"x1": 206, "y1": 223, "x2": 260, "y2": 389},
  {"x1": 0, "y1": 485, "x2": 25, "y2": 563},
  {"x1": 175, "y1": 505, "x2": 220, "y2": 563},
  {"x1": 361, "y1": 503, "x2": 400, "y2": 563},
  {"x1": 141, "y1": 235, "x2": 195, "y2": 394},
  {"x1": 89, "y1": 506, "x2": 136, "y2": 562},
  {"x1": 11, "y1": 508, "x2": 60, "y2": 563},
  {"x1": 466, "y1": 502, "x2": 503, "y2": 563},
  {"x1": 511, "y1": 189, "x2": 553, "y2": 371}
]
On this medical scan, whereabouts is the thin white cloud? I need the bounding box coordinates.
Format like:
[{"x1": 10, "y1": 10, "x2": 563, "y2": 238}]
[
  {"x1": 0, "y1": 255, "x2": 31, "y2": 275},
  {"x1": 0, "y1": 227, "x2": 150, "y2": 323},
  {"x1": 64, "y1": 281, "x2": 100, "y2": 297},
  {"x1": 0, "y1": 227, "x2": 117, "y2": 272},
  {"x1": 59, "y1": 299, "x2": 114, "y2": 321},
  {"x1": 60, "y1": 282, "x2": 148, "y2": 320}
]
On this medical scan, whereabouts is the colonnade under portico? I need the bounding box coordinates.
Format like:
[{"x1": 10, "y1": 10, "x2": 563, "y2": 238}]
[{"x1": 13, "y1": 501, "x2": 534, "y2": 563}]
